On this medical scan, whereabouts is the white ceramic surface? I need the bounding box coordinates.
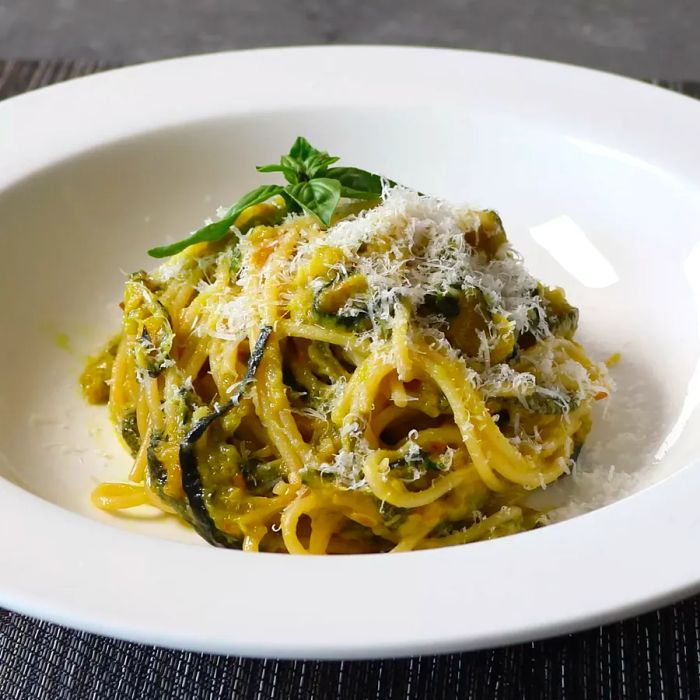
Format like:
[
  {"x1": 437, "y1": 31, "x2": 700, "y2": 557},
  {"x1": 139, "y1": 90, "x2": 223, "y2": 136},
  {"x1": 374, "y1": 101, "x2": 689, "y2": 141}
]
[{"x1": 1, "y1": 47, "x2": 700, "y2": 658}]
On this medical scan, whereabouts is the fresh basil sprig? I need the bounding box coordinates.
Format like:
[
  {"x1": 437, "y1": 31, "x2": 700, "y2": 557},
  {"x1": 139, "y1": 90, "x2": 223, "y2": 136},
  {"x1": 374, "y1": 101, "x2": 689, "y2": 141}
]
[
  {"x1": 285, "y1": 178, "x2": 341, "y2": 228},
  {"x1": 148, "y1": 137, "x2": 388, "y2": 258},
  {"x1": 147, "y1": 184, "x2": 285, "y2": 258}
]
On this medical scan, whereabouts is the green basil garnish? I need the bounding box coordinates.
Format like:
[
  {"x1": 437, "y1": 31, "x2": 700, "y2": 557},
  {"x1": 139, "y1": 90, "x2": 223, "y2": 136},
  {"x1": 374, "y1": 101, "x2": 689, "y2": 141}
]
[
  {"x1": 285, "y1": 178, "x2": 341, "y2": 227},
  {"x1": 325, "y1": 167, "x2": 389, "y2": 199},
  {"x1": 148, "y1": 137, "x2": 390, "y2": 258},
  {"x1": 148, "y1": 184, "x2": 286, "y2": 258}
]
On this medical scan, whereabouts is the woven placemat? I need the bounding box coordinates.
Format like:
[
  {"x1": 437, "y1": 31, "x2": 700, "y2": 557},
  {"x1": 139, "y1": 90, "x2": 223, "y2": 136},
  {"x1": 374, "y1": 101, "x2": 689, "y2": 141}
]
[{"x1": 1, "y1": 59, "x2": 699, "y2": 700}]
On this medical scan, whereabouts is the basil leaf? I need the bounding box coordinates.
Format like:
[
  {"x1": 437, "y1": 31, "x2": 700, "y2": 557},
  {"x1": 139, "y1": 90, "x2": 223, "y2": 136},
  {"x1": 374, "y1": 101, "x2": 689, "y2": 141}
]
[
  {"x1": 304, "y1": 153, "x2": 340, "y2": 179},
  {"x1": 289, "y1": 136, "x2": 319, "y2": 161},
  {"x1": 280, "y1": 155, "x2": 304, "y2": 183},
  {"x1": 285, "y1": 178, "x2": 341, "y2": 227},
  {"x1": 280, "y1": 155, "x2": 301, "y2": 171},
  {"x1": 325, "y1": 167, "x2": 389, "y2": 199},
  {"x1": 148, "y1": 184, "x2": 285, "y2": 258},
  {"x1": 258, "y1": 165, "x2": 298, "y2": 184},
  {"x1": 148, "y1": 137, "x2": 400, "y2": 258},
  {"x1": 258, "y1": 142, "x2": 339, "y2": 183}
]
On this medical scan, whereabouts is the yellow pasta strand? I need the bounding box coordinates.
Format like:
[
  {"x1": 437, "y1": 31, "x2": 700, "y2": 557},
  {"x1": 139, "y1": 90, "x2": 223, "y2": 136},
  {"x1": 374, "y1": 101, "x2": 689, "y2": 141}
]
[{"x1": 84, "y1": 195, "x2": 609, "y2": 555}]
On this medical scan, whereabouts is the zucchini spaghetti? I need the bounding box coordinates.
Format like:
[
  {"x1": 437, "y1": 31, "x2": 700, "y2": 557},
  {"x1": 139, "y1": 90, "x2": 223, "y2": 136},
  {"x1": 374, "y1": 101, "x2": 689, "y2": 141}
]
[{"x1": 81, "y1": 138, "x2": 611, "y2": 554}]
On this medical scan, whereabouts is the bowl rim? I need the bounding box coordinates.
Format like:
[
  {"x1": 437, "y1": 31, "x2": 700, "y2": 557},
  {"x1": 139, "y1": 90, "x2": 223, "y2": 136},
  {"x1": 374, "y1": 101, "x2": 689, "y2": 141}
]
[{"x1": 1, "y1": 45, "x2": 700, "y2": 659}]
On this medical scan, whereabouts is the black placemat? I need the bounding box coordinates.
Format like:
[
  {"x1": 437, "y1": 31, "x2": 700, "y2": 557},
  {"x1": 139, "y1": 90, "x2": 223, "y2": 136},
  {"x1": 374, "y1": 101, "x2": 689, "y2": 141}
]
[{"x1": 1, "y1": 60, "x2": 699, "y2": 700}]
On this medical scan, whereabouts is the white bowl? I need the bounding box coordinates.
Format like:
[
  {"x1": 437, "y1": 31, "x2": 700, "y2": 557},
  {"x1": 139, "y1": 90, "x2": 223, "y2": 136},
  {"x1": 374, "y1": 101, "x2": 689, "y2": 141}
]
[{"x1": 1, "y1": 47, "x2": 700, "y2": 658}]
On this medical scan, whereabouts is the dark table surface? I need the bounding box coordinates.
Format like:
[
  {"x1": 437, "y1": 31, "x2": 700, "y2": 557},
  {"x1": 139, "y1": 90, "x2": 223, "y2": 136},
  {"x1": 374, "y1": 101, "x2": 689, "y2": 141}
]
[
  {"x1": 3, "y1": 1, "x2": 700, "y2": 80},
  {"x1": 1, "y1": 59, "x2": 700, "y2": 700}
]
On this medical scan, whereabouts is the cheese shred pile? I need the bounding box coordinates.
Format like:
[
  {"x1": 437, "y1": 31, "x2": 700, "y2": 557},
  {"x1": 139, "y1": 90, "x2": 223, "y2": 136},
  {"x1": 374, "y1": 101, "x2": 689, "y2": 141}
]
[{"x1": 81, "y1": 186, "x2": 612, "y2": 554}]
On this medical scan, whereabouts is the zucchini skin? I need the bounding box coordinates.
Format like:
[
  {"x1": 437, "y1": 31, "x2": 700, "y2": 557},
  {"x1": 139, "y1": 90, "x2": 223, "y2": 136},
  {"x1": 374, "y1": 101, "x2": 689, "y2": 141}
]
[
  {"x1": 125, "y1": 274, "x2": 174, "y2": 377},
  {"x1": 120, "y1": 412, "x2": 141, "y2": 457},
  {"x1": 571, "y1": 442, "x2": 583, "y2": 464},
  {"x1": 146, "y1": 434, "x2": 186, "y2": 514},
  {"x1": 178, "y1": 325, "x2": 272, "y2": 548},
  {"x1": 312, "y1": 275, "x2": 370, "y2": 329}
]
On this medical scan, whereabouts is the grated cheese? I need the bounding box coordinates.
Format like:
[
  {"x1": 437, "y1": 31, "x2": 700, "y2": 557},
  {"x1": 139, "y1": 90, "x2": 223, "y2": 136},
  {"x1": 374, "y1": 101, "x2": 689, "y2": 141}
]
[
  {"x1": 293, "y1": 186, "x2": 547, "y2": 345},
  {"x1": 183, "y1": 185, "x2": 627, "y2": 502}
]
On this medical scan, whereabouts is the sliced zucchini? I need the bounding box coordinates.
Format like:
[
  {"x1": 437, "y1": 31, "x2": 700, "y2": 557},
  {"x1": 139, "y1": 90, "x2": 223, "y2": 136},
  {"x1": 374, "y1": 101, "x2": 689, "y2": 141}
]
[
  {"x1": 307, "y1": 341, "x2": 351, "y2": 383},
  {"x1": 120, "y1": 411, "x2": 141, "y2": 457},
  {"x1": 421, "y1": 285, "x2": 516, "y2": 363},
  {"x1": 234, "y1": 198, "x2": 287, "y2": 233},
  {"x1": 521, "y1": 390, "x2": 577, "y2": 414},
  {"x1": 178, "y1": 325, "x2": 272, "y2": 548},
  {"x1": 443, "y1": 287, "x2": 489, "y2": 357},
  {"x1": 421, "y1": 287, "x2": 461, "y2": 318},
  {"x1": 465, "y1": 210, "x2": 508, "y2": 260},
  {"x1": 520, "y1": 285, "x2": 579, "y2": 347},
  {"x1": 80, "y1": 335, "x2": 119, "y2": 404},
  {"x1": 241, "y1": 459, "x2": 284, "y2": 496},
  {"x1": 539, "y1": 284, "x2": 579, "y2": 339},
  {"x1": 312, "y1": 273, "x2": 370, "y2": 329},
  {"x1": 124, "y1": 273, "x2": 174, "y2": 377}
]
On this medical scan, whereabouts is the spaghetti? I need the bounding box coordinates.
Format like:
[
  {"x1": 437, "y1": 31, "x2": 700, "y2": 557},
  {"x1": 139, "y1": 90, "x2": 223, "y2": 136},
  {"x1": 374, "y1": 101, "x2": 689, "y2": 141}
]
[{"x1": 82, "y1": 175, "x2": 611, "y2": 554}]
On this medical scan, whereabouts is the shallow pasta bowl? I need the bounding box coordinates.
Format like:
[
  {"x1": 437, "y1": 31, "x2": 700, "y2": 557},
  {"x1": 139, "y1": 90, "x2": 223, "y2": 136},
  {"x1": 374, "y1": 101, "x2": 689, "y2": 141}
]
[{"x1": 1, "y1": 46, "x2": 700, "y2": 658}]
